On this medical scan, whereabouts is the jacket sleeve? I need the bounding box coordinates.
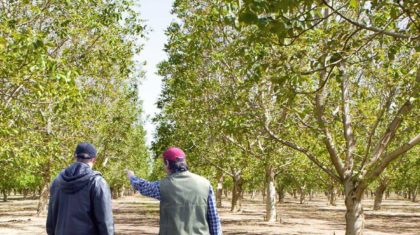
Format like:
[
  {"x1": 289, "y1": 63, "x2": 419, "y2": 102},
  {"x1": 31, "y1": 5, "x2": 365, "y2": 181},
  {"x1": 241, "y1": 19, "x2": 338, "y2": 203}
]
[
  {"x1": 46, "y1": 179, "x2": 57, "y2": 235},
  {"x1": 207, "y1": 185, "x2": 222, "y2": 235},
  {"x1": 92, "y1": 177, "x2": 114, "y2": 235}
]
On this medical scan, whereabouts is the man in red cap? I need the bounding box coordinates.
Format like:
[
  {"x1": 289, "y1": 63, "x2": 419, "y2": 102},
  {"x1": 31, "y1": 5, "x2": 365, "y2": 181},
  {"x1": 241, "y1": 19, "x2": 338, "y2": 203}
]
[{"x1": 126, "y1": 147, "x2": 222, "y2": 235}]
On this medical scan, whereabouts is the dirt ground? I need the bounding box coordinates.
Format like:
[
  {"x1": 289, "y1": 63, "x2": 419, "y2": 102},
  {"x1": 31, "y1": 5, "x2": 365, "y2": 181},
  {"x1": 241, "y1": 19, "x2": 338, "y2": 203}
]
[{"x1": 0, "y1": 194, "x2": 419, "y2": 235}]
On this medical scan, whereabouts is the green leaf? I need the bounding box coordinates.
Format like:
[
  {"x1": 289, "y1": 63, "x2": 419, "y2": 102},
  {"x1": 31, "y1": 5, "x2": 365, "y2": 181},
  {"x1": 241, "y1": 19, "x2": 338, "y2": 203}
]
[{"x1": 349, "y1": 0, "x2": 358, "y2": 9}]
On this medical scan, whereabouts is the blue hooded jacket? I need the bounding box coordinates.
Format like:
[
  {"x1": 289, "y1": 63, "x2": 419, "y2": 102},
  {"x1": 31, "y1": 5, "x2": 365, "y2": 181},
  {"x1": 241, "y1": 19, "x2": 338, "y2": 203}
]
[{"x1": 46, "y1": 162, "x2": 114, "y2": 235}]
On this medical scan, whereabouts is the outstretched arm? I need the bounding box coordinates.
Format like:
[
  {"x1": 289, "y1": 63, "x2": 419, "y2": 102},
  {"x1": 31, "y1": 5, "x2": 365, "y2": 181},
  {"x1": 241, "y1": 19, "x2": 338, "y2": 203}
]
[{"x1": 126, "y1": 169, "x2": 161, "y2": 200}]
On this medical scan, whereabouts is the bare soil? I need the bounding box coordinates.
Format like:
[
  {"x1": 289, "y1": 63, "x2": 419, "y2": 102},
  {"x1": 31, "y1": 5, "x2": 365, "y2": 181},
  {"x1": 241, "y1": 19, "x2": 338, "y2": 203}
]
[{"x1": 0, "y1": 194, "x2": 419, "y2": 234}]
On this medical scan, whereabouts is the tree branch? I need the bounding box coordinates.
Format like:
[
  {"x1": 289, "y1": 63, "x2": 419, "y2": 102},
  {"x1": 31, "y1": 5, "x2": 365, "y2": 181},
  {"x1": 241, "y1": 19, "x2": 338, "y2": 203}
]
[
  {"x1": 368, "y1": 99, "x2": 413, "y2": 164},
  {"x1": 361, "y1": 68, "x2": 419, "y2": 176},
  {"x1": 360, "y1": 88, "x2": 395, "y2": 169},
  {"x1": 224, "y1": 135, "x2": 258, "y2": 157},
  {"x1": 322, "y1": 0, "x2": 419, "y2": 39},
  {"x1": 339, "y1": 65, "x2": 356, "y2": 173},
  {"x1": 367, "y1": 134, "x2": 420, "y2": 182},
  {"x1": 294, "y1": 65, "x2": 336, "y2": 94},
  {"x1": 315, "y1": 68, "x2": 345, "y2": 180},
  {"x1": 4, "y1": 85, "x2": 24, "y2": 108},
  {"x1": 395, "y1": 1, "x2": 420, "y2": 31},
  {"x1": 264, "y1": 123, "x2": 341, "y2": 182}
]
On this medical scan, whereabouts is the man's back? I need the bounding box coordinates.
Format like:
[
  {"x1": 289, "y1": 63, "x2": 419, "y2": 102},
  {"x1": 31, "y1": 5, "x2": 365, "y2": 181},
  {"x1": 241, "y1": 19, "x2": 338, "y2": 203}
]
[
  {"x1": 46, "y1": 162, "x2": 114, "y2": 235},
  {"x1": 159, "y1": 171, "x2": 211, "y2": 235}
]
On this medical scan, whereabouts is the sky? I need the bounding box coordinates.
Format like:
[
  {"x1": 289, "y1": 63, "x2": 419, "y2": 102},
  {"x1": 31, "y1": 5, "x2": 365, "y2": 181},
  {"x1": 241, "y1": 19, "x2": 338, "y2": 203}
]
[{"x1": 136, "y1": 0, "x2": 175, "y2": 146}]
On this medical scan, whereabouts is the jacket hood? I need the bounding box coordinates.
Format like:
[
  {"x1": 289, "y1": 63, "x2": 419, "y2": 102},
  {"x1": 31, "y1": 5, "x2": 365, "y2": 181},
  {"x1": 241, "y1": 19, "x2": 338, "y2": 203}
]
[{"x1": 57, "y1": 162, "x2": 99, "y2": 194}]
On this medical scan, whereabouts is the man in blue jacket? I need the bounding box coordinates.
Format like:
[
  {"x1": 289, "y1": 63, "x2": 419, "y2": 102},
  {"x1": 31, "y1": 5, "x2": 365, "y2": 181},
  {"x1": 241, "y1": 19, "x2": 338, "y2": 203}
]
[
  {"x1": 46, "y1": 142, "x2": 114, "y2": 235},
  {"x1": 126, "y1": 147, "x2": 222, "y2": 235}
]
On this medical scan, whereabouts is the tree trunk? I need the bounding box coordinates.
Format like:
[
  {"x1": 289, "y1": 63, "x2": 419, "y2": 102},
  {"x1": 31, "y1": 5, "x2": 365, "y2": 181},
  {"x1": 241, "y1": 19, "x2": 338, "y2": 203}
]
[
  {"x1": 265, "y1": 165, "x2": 277, "y2": 222},
  {"x1": 329, "y1": 184, "x2": 337, "y2": 206},
  {"x1": 385, "y1": 190, "x2": 390, "y2": 199},
  {"x1": 223, "y1": 189, "x2": 228, "y2": 198},
  {"x1": 37, "y1": 159, "x2": 51, "y2": 216},
  {"x1": 309, "y1": 189, "x2": 314, "y2": 201},
  {"x1": 237, "y1": 190, "x2": 243, "y2": 211},
  {"x1": 373, "y1": 181, "x2": 388, "y2": 210},
  {"x1": 292, "y1": 189, "x2": 297, "y2": 199},
  {"x1": 344, "y1": 180, "x2": 364, "y2": 235},
  {"x1": 216, "y1": 173, "x2": 223, "y2": 208},
  {"x1": 231, "y1": 173, "x2": 243, "y2": 212},
  {"x1": 2, "y1": 190, "x2": 7, "y2": 202},
  {"x1": 37, "y1": 182, "x2": 50, "y2": 216},
  {"x1": 118, "y1": 187, "x2": 123, "y2": 198},
  {"x1": 299, "y1": 185, "x2": 306, "y2": 204},
  {"x1": 277, "y1": 185, "x2": 285, "y2": 203},
  {"x1": 23, "y1": 189, "x2": 29, "y2": 199},
  {"x1": 262, "y1": 186, "x2": 266, "y2": 202},
  {"x1": 411, "y1": 186, "x2": 418, "y2": 202},
  {"x1": 251, "y1": 190, "x2": 256, "y2": 199},
  {"x1": 111, "y1": 188, "x2": 119, "y2": 199},
  {"x1": 37, "y1": 107, "x2": 52, "y2": 216}
]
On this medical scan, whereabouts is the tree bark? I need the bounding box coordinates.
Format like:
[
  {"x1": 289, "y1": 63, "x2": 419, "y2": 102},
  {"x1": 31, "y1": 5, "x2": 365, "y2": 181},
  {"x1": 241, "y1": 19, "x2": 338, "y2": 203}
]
[
  {"x1": 111, "y1": 187, "x2": 120, "y2": 199},
  {"x1": 262, "y1": 186, "x2": 266, "y2": 202},
  {"x1": 37, "y1": 105, "x2": 52, "y2": 216},
  {"x1": 265, "y1": 165, "x2": 277, "y2": 222},
  {"x1": 299, "y1": 186, "x2": 306, "y2": 204},
  {"x1": 329, "y1": 184, "x2": 337, "y2": 206},
  {"x1": 277, "y1": 185, "x2": 285, "y2": 203},
  {"x1": 251, "y1": 190, "x2": 256, "y2": 199},
  {"x1": 216, "y1": 173, "x2": 223, "y2": 208},
  {"x1": 411, "y1": 186, "x2": 418, "y2": 202},
  {"x1": 344, "y1": 180, "x2": 364, "y2": 235},
  {"x1": 37, "y1": 159, "x2": 51, "y2": 216},
  {"x1": 309, "y1": 189, "x2": 314, "y2": 201},
  {"x1": 118, "y1": 187, "x2": 124, "y2": 198},
  {"x1": 231, "y1": 173, "x2": 243, "y2": 212},
  {"x1": 373, "y1": 181, "x2": 388, "y2": 210},
  {"x1": 2, "y1": 190, "x2": 7, "y2": 202},
  {"x1": 23, "y1": 189, "x2": 29, "y2": 199},
  {"x1": 37, "y1": 182, "x2": 50, "y2": 216}
]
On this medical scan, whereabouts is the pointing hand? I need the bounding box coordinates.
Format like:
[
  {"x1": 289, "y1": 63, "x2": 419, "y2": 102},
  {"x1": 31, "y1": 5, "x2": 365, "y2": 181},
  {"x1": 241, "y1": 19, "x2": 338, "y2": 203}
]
[{"x1": 125, "y1": 169, "x2": 135, "y2": 179}]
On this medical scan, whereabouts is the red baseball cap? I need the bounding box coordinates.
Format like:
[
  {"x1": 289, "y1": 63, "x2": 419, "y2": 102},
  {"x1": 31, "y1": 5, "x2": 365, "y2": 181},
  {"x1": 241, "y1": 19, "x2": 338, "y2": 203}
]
[{"x1": 163, "y1": 147, "x2": 186, "y2": 161}]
